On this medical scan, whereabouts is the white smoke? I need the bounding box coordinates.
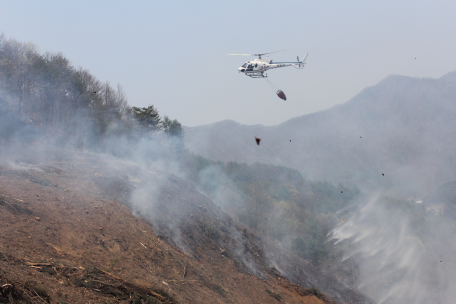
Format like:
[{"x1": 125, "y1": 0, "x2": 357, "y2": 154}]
[{"x1": 331, "y1": 195, "x2": 456, "y2": 303}]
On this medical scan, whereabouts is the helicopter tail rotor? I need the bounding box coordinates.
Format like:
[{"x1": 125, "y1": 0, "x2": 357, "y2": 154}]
[{"x1": 297, "y1": 53, "x2": 308, "y2": 69}]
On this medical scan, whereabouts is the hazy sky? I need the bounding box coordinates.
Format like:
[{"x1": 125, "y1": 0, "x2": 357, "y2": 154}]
[{"x1": 1, "y1": 0, "x2": 455, "y2": 127}]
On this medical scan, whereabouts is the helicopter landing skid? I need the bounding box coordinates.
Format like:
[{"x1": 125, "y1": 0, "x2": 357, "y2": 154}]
[{"x1": 246, "y1": 72, "x2": 267, "y2": 78}]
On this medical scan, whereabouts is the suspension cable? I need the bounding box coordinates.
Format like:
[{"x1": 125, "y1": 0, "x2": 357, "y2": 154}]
[{"x1": 264, "y1": 78, "x2": 278, "y2": 91}]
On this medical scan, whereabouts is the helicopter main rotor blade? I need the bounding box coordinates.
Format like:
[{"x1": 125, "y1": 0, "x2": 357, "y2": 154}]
[
  {"x1": 227, "y1": 50, "x2": 286, "y2": 57},
  {"x1": 254, "y1": 50, "x2": 286, "y2": 56}
]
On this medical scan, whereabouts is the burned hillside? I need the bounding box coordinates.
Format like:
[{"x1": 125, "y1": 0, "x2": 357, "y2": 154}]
[{"x1": 0, "y1": 145, "x2": 372, "y2": 304}]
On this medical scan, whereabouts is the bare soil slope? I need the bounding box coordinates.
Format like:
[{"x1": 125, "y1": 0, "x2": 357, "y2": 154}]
[{"x1": 0, "y1": 146, "x2": 371, "y2": 304}]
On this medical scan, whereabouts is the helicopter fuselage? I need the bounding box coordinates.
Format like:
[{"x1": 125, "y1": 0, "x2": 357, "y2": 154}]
[{"x1": 238, "y1": 57, "x2": 303, "y2": 78}]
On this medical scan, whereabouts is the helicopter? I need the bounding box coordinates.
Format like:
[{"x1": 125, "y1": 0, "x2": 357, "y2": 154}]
[{"x1": 228, "y1": 50, "x2": 308, "y2": 78}]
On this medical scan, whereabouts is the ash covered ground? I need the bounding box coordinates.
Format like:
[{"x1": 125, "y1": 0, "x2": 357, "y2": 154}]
[{"x1": 0, "y1": 145, "x2": 371, "y2": 304}]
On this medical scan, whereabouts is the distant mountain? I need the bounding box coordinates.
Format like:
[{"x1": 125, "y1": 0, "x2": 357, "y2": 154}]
[
  {"x1": 424, "y1": 181, "x2": 456, "y2": 205},
  {"x1": 184, "y1": 70, "x2": 456, "y2": 197},
  {"x1": 440, "y1": 70, "x2": 456, "y2": 83},
  {"x1": 422, "y1": 181, "x2": 456, "y2": 218}
]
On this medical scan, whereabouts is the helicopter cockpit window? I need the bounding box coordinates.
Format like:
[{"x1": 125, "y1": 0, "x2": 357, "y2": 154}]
[{"x1": 241, "y1": 63, "x2": 247, "y2": 68}]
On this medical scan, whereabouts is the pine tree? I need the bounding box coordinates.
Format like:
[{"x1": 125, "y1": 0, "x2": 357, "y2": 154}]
[
  {"x1": 161, "y1": 115, "x2": 185, "y2": 151},
  {"x1": 131, "y1": 105, "x2": 161, "y2": 133},
  {"x1": 161, "y1": 115, "x2": 184, "y2": 138}
]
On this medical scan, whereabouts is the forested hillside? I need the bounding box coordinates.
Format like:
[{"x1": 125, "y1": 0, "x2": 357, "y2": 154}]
[
  {"x1": 0, "y1": 34, "x2": 184, "y2": 153},
  {"x1": 185, "y1": 72, "x2": 456, "y2": 198}
]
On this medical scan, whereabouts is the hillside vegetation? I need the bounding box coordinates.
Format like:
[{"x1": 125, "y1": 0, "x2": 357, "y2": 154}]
[
  {"x1": 178, "y1": 157, "x2": 360, "y2": 266},
  {"x1": 0, "y1": 33, "x2": 184, "y2": 153}
]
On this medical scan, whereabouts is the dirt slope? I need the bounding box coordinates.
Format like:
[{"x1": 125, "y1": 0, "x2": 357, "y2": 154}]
[{"x1": 0, "y1": 146, "x2": 371, "y2": 304}]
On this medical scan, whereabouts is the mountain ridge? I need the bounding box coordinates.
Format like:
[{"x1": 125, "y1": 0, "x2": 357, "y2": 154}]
[{"x1": 184, "y1": 71, "x2": 456, "y2": 197}]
